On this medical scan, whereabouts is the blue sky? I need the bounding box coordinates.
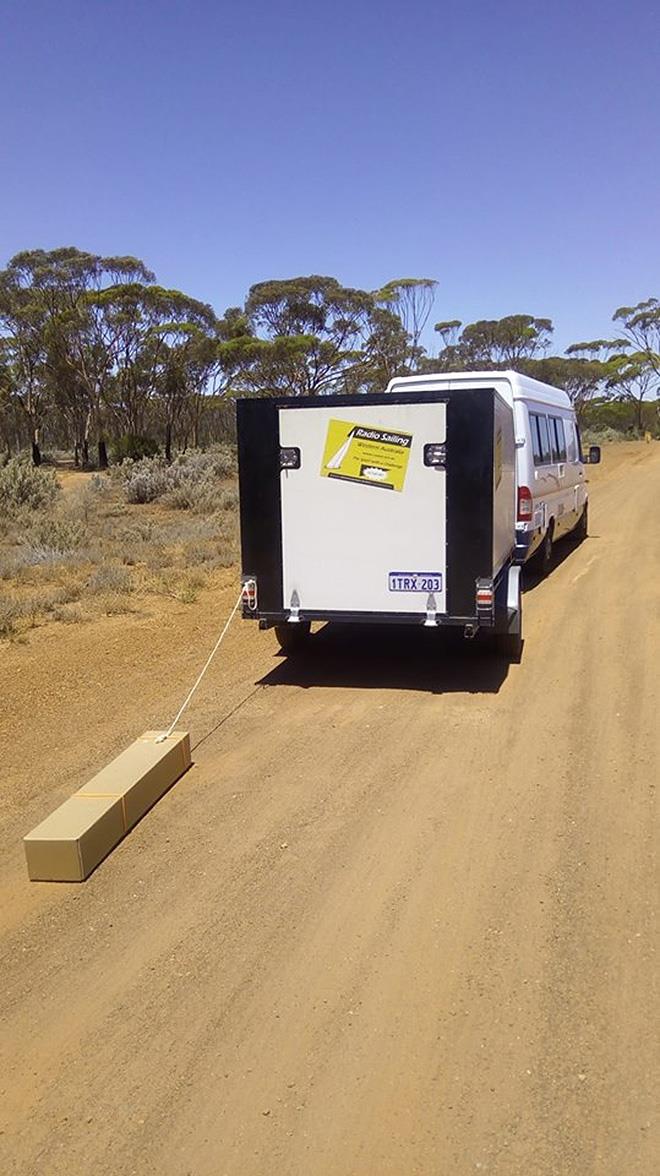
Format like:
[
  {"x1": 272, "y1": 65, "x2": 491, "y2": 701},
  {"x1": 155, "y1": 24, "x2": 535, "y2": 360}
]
[{"x1": 1, "y1": 0, "x2": 658, "y2": 354}]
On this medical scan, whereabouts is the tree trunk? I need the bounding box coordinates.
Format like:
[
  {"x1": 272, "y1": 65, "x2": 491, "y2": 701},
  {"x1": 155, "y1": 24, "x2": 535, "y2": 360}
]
[
  {"x1": 82, "y1": 407, "x2": 92, "y2": 469},
  {"x1": 98, "y1": 438, "x2": 108, "y2": 469},
  {"x1": 165, "y1": 421, "x2": 173, "y2": 463},
  {"x1": 74, "y1": 443, "x2": 80, "y2": 468},
  {"x1": 31, "y1": 433, "x2": 42, "y2": 466}
]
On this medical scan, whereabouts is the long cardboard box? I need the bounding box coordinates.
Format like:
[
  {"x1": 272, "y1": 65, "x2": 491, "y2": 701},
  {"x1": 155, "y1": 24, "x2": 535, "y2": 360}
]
[
  {"x1": 75, "y1": 730, "x2": 191, "y2": 830},
  {"x1": 24, "y1": 730, "x2": 191, "y2": 882},
  {"x1": 24, "y1": 794, "x2": 125, "y2": 882}
]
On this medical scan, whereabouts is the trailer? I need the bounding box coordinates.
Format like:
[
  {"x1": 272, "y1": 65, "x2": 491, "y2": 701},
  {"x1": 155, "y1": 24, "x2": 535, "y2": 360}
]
[{"x1": 237, "y1": 380, "x2": 524, "y2": 660}]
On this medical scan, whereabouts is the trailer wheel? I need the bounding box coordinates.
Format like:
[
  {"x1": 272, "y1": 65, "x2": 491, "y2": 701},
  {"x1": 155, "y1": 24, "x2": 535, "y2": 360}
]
[
  {"x1": 491, "y1": 565, "x2": 522, "y2": 663},
  {"x1": 275, "y1": 622, "x2": 311, "y2": 656},
  {"x1": 496, "y1": 629, "x2": 523, "y2": 663}
]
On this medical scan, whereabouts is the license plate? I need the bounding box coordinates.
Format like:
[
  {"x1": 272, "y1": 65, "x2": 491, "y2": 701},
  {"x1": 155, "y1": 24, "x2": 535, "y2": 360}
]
[{"x1": 388, "y1": 571, "x2": 442, "y2": 592}]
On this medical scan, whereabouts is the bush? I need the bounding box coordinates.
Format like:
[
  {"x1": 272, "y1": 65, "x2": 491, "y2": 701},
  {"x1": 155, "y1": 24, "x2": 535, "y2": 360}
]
[
  {"x1": 581, "y1": 426, "x2": 628, "y2": 445},
  {"x1": 115, "y1": 448, "x2": 236, "y2": 510},
  {"x1": 87, "y1": 564, "x2": 133, "y2": 594},
  {"x1": 0, "y1": 458, "x2": 60, "y2": 514},
  {"x1": 110, "y1": 434, "x2": 160, "y2": 463},
  {"x1": 122, "y1": 460, "x2": 172, "y2": 504},
  {"x1": 22, "y1": 517, "x2": 89, "y2": 563},
  {"x1": 0, "y1": 597, "x2": 17, "y2": 638}
]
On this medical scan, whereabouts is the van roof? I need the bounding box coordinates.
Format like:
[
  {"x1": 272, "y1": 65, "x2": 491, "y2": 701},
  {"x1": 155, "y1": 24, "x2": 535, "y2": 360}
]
[{"x1": 386, "y1": 369, "x2": 572, "y2": 411}]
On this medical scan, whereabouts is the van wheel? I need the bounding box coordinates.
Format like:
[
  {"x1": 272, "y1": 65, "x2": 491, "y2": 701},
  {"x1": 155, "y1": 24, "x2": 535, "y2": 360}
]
[
  {"x1": 275, "y1": 622, "x2": 311, "y2": 656},
  {"x1": 539, "y1": 523, "x2": 554, "y2": 575},
  {"x1": 574, "y1": 502, "x2": 588, "y2": 543}
]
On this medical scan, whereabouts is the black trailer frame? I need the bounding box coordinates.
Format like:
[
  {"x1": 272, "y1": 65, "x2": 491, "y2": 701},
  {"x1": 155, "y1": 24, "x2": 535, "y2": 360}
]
[{"x1": 237, "y1": 387, "x2": 518, "y2": 634}]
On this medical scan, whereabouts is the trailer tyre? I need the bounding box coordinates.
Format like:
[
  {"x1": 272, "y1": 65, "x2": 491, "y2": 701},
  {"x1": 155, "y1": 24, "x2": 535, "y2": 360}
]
[
  {"x1": 496, "y1": 629, "x2": 523, "y2": 663},
  {"x1": 275, "y1": 622, "x2": 311, "y2": 656}
]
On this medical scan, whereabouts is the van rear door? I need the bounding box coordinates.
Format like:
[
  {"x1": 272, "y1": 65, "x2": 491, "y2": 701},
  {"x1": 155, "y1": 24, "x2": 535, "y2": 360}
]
[{"x1": 279, "y1": 401, "x2": 447, "y2": 615}]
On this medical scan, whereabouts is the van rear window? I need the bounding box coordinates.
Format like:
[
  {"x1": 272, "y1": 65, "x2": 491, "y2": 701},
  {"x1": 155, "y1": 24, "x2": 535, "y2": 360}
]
[
  {"x1": 550, "y1": 417, "x2": 567, "y2": 461},
  {"x1": 531, "y1": 415, "x2": 543, "y2": 464},
  {"x1": 537, "y1": 415, "x2": 552, "y2": 464},
  {"x1": 531, "y1": 411, "x2": 568, "y2": 465}
]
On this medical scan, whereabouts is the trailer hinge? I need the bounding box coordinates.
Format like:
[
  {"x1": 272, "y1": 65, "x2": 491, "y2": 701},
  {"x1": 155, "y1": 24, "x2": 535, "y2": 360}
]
[{"x1": 288, "y1": 589, "x2": 301, "y2": 623}]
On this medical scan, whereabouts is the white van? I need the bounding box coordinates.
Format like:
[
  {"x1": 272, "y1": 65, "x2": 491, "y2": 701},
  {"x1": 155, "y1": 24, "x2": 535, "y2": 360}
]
[{"x1": 385, "y1": 369, "x2": 600, "y2": 570}]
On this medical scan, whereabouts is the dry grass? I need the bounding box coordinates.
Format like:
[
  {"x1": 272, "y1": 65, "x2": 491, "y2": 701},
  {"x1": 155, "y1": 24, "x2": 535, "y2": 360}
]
[{"x1": 0, "y1": 456, "x2": 239, "y2": 640}]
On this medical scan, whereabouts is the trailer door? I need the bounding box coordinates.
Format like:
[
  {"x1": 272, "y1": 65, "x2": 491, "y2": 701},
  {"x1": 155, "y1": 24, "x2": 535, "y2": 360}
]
[{"x1": 279, "y1": 401, "x2": 447, "y2": 615}]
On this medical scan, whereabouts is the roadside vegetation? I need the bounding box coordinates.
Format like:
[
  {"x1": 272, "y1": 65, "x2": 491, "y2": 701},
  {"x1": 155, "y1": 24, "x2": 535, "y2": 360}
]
[
  {"x1": 0, "y1": 450, "x2": 237, "y2": 640},
  {"x1": 1, "y1": 248, "x2": 659, "y2": 466},
  {"x1": 1, "y1": 245, "x2": 658, "y2": 639}
]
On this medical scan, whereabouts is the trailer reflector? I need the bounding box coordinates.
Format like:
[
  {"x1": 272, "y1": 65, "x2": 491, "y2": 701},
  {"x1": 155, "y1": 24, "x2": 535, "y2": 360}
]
[
  {"x1": 242, "y1": 577, "x2": 258, "y2": 611},
  {"x1": 280, "y1": 446, "x2": 301, "y2": 470}
]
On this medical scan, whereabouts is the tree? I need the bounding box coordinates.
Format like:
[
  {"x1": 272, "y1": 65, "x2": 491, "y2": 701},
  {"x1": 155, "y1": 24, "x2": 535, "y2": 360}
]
[
  {"x1": 348, "y1": 307, "x2": 413, "y2": 393},
  {"x1": 374, "y1": 278, "x2": 438, "y2": 369},
  {"x1": 604, "y1": 354, "x2": 657, "y2": 433},
  {"x1": 428, "y1": 314, "x2": 553, "y2": 372},
  {"x1": 0, "y1": 248, "x2": 155, "y2": 465},
  {"x1": 101, "y1": 284, "x2": 217, "y2": 444},
  {"x1": 245, "y1": 276, "x2": 373, "y2": 395},
  {"x1": 567, "y1": 299, "x2": 660, "y2": 433},
  {"x1": 517, "y1": 355, "x2": 608, "y2": 417}
]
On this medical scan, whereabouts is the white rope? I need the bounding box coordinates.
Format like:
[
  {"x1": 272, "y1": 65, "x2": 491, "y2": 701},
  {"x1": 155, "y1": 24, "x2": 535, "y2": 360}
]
[{"x1": 156, "y1": 583, "x2": 251, "y2": 742}]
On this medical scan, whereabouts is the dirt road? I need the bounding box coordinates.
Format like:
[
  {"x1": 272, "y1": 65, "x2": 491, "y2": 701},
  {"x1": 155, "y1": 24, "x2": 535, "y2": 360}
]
[{"x1": 0, "y1": 444, "x2": 657, "y2": 1175}]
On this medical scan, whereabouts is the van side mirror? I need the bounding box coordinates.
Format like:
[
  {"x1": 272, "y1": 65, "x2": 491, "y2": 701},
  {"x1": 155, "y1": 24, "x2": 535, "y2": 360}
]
[{"x1": 587, "y1": 445, "x2": 601, "y2": 465}]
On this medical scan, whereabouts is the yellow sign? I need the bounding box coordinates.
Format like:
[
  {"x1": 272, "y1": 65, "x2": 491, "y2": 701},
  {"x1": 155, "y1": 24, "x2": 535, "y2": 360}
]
[{"x1": 320, "y1": 419, "x2": 413, "y2": 492}]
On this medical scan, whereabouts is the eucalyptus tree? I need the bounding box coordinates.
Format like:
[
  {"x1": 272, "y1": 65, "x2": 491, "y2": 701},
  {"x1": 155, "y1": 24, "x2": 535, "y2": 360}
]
[
  {"x1": 100, "y1": 284, "x2": 217, "y2": 448},
  {"x1": 0, "y1": 248, "x2": 155, "y2": 465},
  {"x1": 567, "y1": 299, "x2": 660, "y2": 432},
  {"x1": 434, "y1": 314, "x2": 553, "y2": 370},
  {"x1": 374, "y1": 278, "x2": 438, "y2": 366},
  {"x1": 245, "y1": 275, "x2": 373, "y2": 395}
]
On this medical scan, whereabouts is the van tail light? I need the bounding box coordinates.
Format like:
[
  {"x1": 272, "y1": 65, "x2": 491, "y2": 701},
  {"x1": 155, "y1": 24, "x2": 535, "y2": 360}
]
[
  {"x1": 242, "y1": 577, "x2": 257, "y2": 612},
  {"x1": 517, "y1": 485, "x2": 533, "y2": 522}
]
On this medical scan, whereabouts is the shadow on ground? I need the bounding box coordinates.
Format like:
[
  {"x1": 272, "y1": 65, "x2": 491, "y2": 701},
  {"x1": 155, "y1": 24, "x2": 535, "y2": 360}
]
[
  {"x1": 522, "y1": 532, "x2": 596, "y2": 594},
  {"x1": 256, "y1": 534, "x2": 599, "y2": 697},
  {"x1": 258, "y1": 624, "x2": 512, "y2": 696}
]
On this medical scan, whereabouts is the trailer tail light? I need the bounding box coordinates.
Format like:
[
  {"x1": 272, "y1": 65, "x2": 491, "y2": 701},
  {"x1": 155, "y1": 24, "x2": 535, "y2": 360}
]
[
  {"x1": 242, "y1": 577, "x2": 257, "y2": 611},
  {"x1": 280, "y1": 447, "x2": 301, "y2": 470},
  {"x1": 517, "y1": 485, "x2": 533, "y2": 521},
  {"x1": 476, "y1": 579, "x2": 494, "y2": 613}
]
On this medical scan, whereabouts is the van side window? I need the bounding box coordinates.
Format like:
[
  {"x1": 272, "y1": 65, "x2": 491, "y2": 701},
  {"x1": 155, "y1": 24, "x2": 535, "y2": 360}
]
[
  {"x1": 537, "y1": 414, "x2": 552, "y2": 464},
  {"x1": 550, "y1": 417, "x2": 567, "y2": 461},
  {"x1": 575, "y1": 422, "x2": 584, "y2": 463},
  {"x1": 566, "y1": 421, "x2": 577, "y2": 462},
  {"x1": 530, "y1": 413, "x2": 543, "y2": 464}
]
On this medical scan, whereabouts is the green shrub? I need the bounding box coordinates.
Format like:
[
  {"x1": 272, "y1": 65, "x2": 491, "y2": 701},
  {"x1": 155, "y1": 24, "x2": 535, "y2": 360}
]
[
  {"x1": 110, "y1": 434, "x2": 160, "y2": 463},
  {"x1": 23, "y1": 517, "x2": 89, "y2": 563},
  {"x1": 0, "y1": 458, "x2": 60, "y2": 513},
  {"x1": 115, "y1": 449, "x2": 236, "y2": 510}
]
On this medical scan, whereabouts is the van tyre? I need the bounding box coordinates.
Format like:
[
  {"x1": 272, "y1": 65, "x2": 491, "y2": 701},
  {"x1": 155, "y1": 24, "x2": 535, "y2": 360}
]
[
  {"x1": 275, "y1": 622, "x2": 311, "y2": 656},
  {"x1": 574, "y1": 502, "x2": 588, "y2": 543},
  {"x1": 539, "y1": 523, "x2": 554, "y2": 575}
]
